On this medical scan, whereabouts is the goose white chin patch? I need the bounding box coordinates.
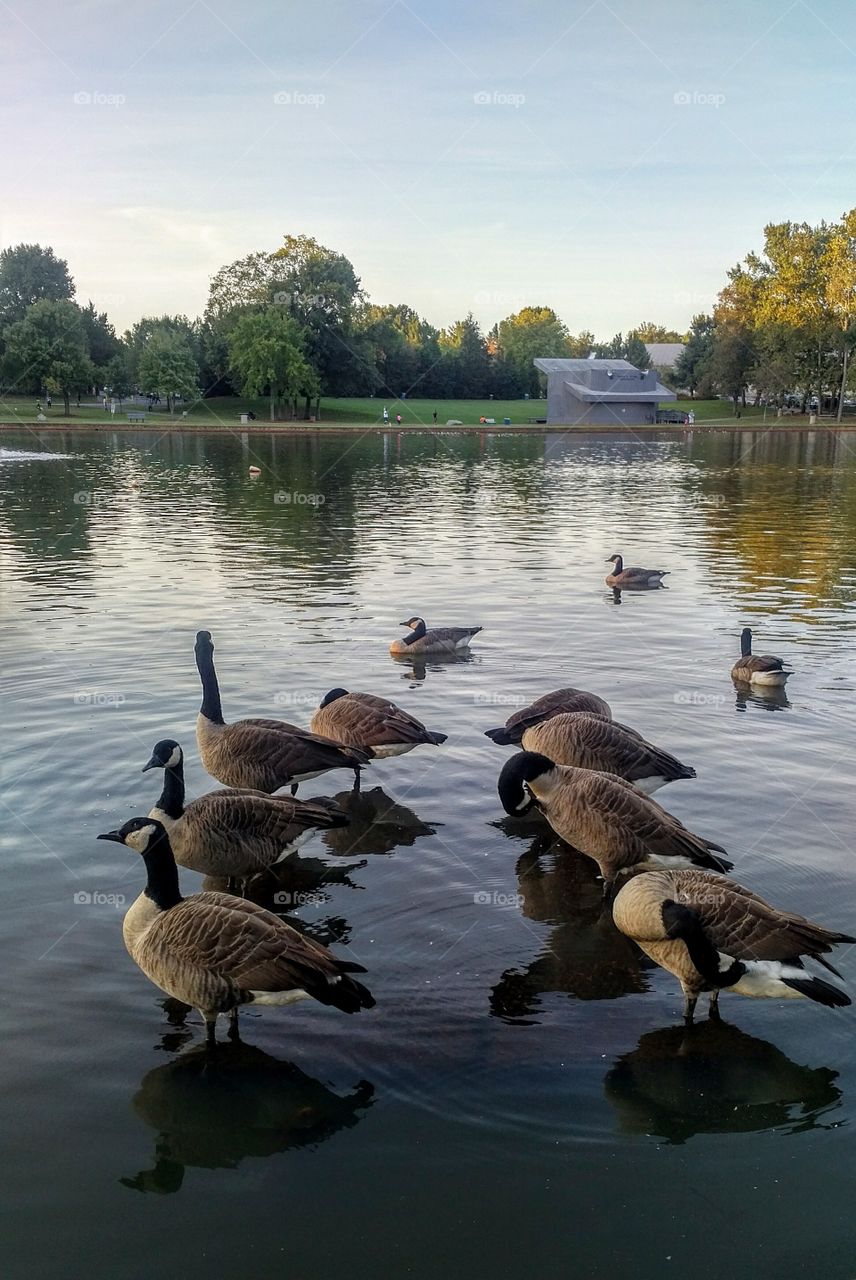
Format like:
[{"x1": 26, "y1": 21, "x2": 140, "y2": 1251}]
[
  {"x1": 126, "y1": 823, "x2": 159, "y2": 852},
  {"x1": 167, "y1": 746, "x2": 182, "y2": 767}
]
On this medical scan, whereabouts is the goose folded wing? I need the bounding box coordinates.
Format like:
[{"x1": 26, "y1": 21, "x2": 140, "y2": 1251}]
[
  {"x1": 681, "y1": 881, "x2": 853, "y2": 962},
  {"x1": 226, "y1": 721, "x2": 368, "y2": 768},
  {"x1": 150, "y1": 894, "x2": 353, "y2": 993},
  {"x1": 581, "y1": 775, "x2": 717, "y2": 864},
  {"x1": 192, "y1": 791, "x2": 345, "y2": 840}
]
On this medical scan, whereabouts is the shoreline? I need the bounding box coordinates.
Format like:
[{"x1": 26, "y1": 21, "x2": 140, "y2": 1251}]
[{"x1": 1, "y1": 417, "x2": 851, "y2": 435}]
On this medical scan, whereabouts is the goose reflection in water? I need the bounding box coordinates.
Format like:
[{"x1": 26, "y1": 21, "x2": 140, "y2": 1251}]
[
  {"x1": 388, "y1": 649, "x2": 477, "y2": 685},
  {"x1": 322, "y1": 785, "x2": 438, "y2": 856},
  {"x1": 605, "y1": 1019, "x2": 841, "y2": 1144},
  {"x1": 121, "y1": 1041, "x2": 374, "y2": 1194},
  {"x1": 489, "y1": 843, "x2": 650, "y2": 1021},
  {"x1": 733, "y1": 682, "x2": 792, "y2": 713}
]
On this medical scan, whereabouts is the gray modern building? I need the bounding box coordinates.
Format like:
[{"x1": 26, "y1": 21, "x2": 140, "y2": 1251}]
[{"x1": 534, "y1": 357, "x2": 676, "y2": 426}]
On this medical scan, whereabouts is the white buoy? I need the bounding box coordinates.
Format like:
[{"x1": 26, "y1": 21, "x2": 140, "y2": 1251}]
[{"x1": 248, "y1": 465, "x2": 261, "y2": 476}]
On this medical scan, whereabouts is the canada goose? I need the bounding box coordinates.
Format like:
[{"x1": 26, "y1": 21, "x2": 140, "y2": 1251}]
[
  {"x1": 143, "y1": 739, "x2": 349, "y2": 886},
  {"x1": 520, "y1": 712, "x2": 695, "y2": 795},
  {"x1": 731, "y1": 627, "x2": 791, "y2": 686},
  {"x1": 310, "y1": 689, "x2": 447, "y2": 761},
  {"x1": 194, "y1": 630, "x2": 369, "y2": 793},
  {"x1": 605, "y1": 554, "x2": 669, "y2": 589},
  {"x1": 98, "y1": 817, "x2": 375, "y2": 1047},
  {"x1": 497, "y1": 751, "x2": 731, "y2": 884},
  {"x1": 612, "y1": 867, "x2": 853, "y2": 1022},
  {"x1": 484, "y1": 686, "x2": 612, "y2": 745},
  {"x1": 389, "y1": 617, "x2": 481, "y2": 655}
]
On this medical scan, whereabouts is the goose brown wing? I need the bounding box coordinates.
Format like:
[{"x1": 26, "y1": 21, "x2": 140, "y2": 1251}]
[
  {"x1": 314, "y1": 694, "x2": 439, "y2": 749},
  {"x1": 144, "y1": 893, "x2": 360, "y2": 995},
  {"x1": 187, "y1": 791, "x2": 347, "y2": 843},
  {"x1": 527, "y1": 714, "x2": 691, "y2": 781},
  {"x1": 562, "y1": 772, "x2": 727, "y2": 870},
  {"x1": 508, "y1": 688, "x2": 612, "y2": 734},
  {"x1": 670, "y1": 871, "x2": 854, "y2": 962},
  {"x1": 222, "y1": 721, "x2": 369, "y2": 771}
]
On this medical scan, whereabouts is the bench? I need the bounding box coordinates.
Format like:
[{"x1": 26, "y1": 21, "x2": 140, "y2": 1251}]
[
  {"x1": 127, "y1": 412, "x2": 146, "y2": 423},
  {"x1": 526, "y1": 416, "x2": 547, "y2": 424}
]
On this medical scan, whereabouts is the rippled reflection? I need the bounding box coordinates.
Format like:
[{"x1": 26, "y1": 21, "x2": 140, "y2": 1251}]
[
  {"x1": 605, "y1": 1019, "x2": 842, "y2": 1143},
  {"x1": 322, "y1": 785, "x2": 438, "y2": 855},
  {"x1": 121, "y1": 1041, "x2": 374, "y2": 1193}
]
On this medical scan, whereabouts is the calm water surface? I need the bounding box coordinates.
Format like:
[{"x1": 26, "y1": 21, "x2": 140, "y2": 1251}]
[{"x1": 2, "y1": 427, "x2": 856, "y2": 1279}]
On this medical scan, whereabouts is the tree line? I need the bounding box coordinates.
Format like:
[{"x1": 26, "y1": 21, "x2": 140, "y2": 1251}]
[{"x1": 2, "y1": 211, "x2": 854, "y2": 417}]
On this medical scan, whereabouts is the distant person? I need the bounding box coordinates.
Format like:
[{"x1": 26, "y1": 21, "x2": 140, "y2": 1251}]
[
  {"x1": 432, "y1": 410, "x2": 437, "y2": 424},
  {"x1": 247, "y1": 410, "x2": 256, "y2": 421},
  {"x1": 102, "y1": 395, "x2": 108, "y2": 410},
  {"x1": 396, "y1": 413, "x2": 402, "y2": 425},
  {"x1": 35, "y1": 400, "x2": 41, "y2": 416},
  {"x1": 688, "y1": 409, "x2": 695, "y2": 425},
  {"x1": 46, "y1": 392, "x2": 52, "y2": 408},
  {"x1": 382, "y1": 406, "x2": 389, "y2": 425}
]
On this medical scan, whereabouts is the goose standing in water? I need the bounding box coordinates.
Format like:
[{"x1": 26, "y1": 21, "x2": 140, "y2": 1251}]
[
  {"x1": 389, "y1": 617, "x2": 481, "y2": 655},
  {"x1": 143, "y1": 739, "x2": 349, "y2": 888},
  {"x1": 612, "y1": 867, "x2": 853, "y2": 1022},
  {"x1": 605, "y1": 555, "x2": 669, "y2": 589},
  {"x1": 194, "y1": 631, "x2": 369, "y2": 793},
  {"x1": 497, "y1": 751, "x2": 731, "y2": 885},
  {"x1": 485, "y1": 686, "x2": 612, "y2": 745},
  {"x1": 520, "y1": 712, "x2": 695, "y2": 794},
  {"x1": 731, "y1": 627, "x2": 791, "y2": 687},
  {"x1": 98, "y1": 817, "x2": 375, "y2": 1047},
  {"x1": 310, "y1": 689, "x2": 447, "y2": 770}
]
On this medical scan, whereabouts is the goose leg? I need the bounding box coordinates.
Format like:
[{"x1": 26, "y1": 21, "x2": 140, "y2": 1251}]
[
  {"x1": 353, "y1": 765, "x2": 362, "y2": 793},
  {"x1": 202, "y1": 1013, "x2": 218, "y2": 1050},
  {"x1": 228, "y1": 1008, "x2": 241, "y2": 1041},
  {"x1": 682, "y1": 993, "x2": 698, "y2": 1024},
  {"x1": 709, "y1": 990, "x2": 722, "y2": 1021}
]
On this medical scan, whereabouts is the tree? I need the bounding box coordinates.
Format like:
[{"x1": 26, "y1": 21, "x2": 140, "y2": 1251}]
[
  {"x1": 80, "y1": 301, "x2": 121, "y2": 376},
  {"x1": 124, "y1": 314, "x2": 198, "y2": 383},
  {"x1": 496, "y1": 306, "x2": 569, "y2": 397},
  {"x1": 627, "y1": 321, "x2": 687, "y2": 342},
  {"x1": 439, "y1": 314, "x2": 489, "y2": 397},
  {"x1": 104, "y1": 350, "x2": 133, "y2": 405},
  {"x1": 567, "y1": 330, "x2": 595, "y2": 358},
  {"x1": 227, "y1": 309, "x2": 317, "y2": 421},
  {"x1": 708, "y1": 326, "x2": 755, "y2": 411},
  {"x1": 673, "y1": 314, "x2": 715, "y2": 398},
  {"x1": 2, "y1": 299, "x2": 91, "y2": 413},
  {"x1": 137, "y1": 329, "x2": 199, "y2": 412},
  {"x1": 0, "y1": 244, "x2": 75, "y2": 332}
]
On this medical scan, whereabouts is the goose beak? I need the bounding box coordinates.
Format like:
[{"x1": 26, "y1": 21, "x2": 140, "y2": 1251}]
[
  {"x1": 141, "y1": 757, "x2": 158, "y2": 772},
  {"x1": 97, "y1": 830, "x2": 124, "y2": 844},
  {"x1": 398, "y1": 620, "x2": 410, "y2": 626}
]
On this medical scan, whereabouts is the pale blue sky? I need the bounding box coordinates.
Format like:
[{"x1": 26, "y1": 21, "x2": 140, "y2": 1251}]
[{"x1": 3, "y1": 0, "x2": 855, "y2": 335}]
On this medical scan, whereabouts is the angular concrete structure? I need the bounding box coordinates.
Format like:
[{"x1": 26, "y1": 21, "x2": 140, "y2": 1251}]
[{"x1": 534, "y1": 357, "x2": 676, "y2": 426}]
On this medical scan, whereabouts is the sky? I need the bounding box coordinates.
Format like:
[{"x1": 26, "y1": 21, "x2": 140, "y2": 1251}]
[{"x1": 3, "y1": 0, "x2": 856, "y2": 337}]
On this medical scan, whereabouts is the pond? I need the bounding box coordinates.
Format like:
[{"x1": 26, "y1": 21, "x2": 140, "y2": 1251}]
[{"x1": 2, "y1": 426, "x2": 855, "y2": 1279}]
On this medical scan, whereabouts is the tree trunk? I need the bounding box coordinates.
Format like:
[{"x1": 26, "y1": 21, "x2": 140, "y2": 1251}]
[
  {"x1": 270, "y1": 390, "x2": 275, "y2": 422},
  {"x1": 838, "y1": 333, "x2": 850, "y2": 423},
  {"x1": 63, "y1": 390, "x2": 70, "y2": 414},
  {"x1": 167, "y1": 393, "x2": 173, "y2": 413},
  {"x1": 303, "y1": 395, "x2": 311, "y2": 420}
]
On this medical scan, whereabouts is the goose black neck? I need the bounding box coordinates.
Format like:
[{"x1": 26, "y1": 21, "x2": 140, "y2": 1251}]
[
  {"x1": 155, "y1": 761, "x2": 185, "y2": 820},
  {"x1": 740, "y1": 628, "x2": 752, "y2": 658},
  {"x1": 614, "y1": 556, "x2": 623, "y2": 573},
  {"x1": 142, "y1": 834, "x2": 183, "y2": 910},
  {"x1": 196, "y1": 643, "x2": 224, "y2": 723},
  {"x1": 405, "y1": 620, "x2": 426, "y2": 645}
]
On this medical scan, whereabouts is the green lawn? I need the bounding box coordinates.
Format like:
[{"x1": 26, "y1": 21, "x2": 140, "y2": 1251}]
[{"x1": 0, "y1": 393, "x2": 797, "y2": 429}]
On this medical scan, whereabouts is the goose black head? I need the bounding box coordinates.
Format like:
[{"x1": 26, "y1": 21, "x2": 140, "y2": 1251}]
[
  {"x1": 606, "y1": 554, "x2": 622, "y2": 564},
  {"x1": 740, "y1": 627, "x2": 753, "y2": 657},
  {"x1": 400, "y1": 616, "x2": 425, "y2": 629},
  {"x1": 195, "y1": 630, "x2": 214, "y2": 658},
  {"x1": 320, "y1": 688, "x2": 349, "y2": 708},
  {"x1": 98, "y1": 817, "x2": 168, "y2": 854},
  {"x1": 497, "y1": 751, "x2": 557, "y2": 816},
  {"x1": 142, "y1": 739, "x2": 183, "y2": 772}
]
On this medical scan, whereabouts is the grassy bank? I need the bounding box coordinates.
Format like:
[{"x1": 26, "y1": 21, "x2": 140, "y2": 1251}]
[{"x1": 0, "y1": 394, "x2": 800, "y2": 431}]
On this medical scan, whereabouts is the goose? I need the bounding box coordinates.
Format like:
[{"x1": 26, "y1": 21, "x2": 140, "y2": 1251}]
[
  {"x1": 485, "y1": 686, "x2": 612, "y2": 745},
  {"x1": 731, "y1": 627, "x2": 791, "y2": 686},
  {"x1": 194, "y1": 631, "x2": 369, "y2": 793},
  {"x1": 143, "y1": 739, "x2": 349, "y2": 886},
  {"x1": 497, "y1": 751, "x2": 731, "y2": 884},
  {"x1": 389, "y1": 617, "x2": 481, "y2": 655},
  {"x1": 605, "y1": 554, "x2": 669, "y2": 589},
  {"x1": 612, "y1": 867, "x2": 853, "y2": 1022},
  {"x1": 310, "y1": 689, "x2": 448, "y2": 762},
  {"x1": 520, "y1": 712, "x2": 695, "y2": 794},
  {"x1": 98, "y1": 817, "x2": 375, "y2": 1047}
]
